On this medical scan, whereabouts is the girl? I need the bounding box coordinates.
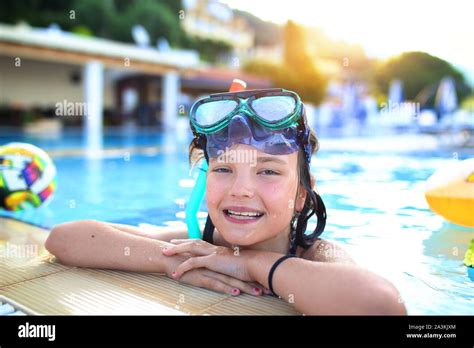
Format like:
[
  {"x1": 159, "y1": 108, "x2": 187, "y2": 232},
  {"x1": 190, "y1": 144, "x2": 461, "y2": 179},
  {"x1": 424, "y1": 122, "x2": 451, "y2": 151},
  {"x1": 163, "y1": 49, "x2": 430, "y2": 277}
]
[{"x1": 45, "y1": 88, "x2": 406, "y2": 315}]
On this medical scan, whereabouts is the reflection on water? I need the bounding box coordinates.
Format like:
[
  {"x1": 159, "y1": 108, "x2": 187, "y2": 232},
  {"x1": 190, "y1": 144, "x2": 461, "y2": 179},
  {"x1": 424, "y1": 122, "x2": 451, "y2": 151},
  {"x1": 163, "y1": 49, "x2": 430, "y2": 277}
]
[
  {"x1": 314, "y1": 152, "x2": 474, "y2": 315},
  {"x1": 424, "y1": 223, "x2": 474, "y2": 261}
]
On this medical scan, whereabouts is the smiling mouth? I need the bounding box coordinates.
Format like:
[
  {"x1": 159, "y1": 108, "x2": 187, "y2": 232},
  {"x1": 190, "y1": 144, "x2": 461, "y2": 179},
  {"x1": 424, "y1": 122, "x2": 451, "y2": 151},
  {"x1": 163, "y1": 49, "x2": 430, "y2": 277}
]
[{"x1": 223, "y1": 209, "x2": 264, "y2": 220}]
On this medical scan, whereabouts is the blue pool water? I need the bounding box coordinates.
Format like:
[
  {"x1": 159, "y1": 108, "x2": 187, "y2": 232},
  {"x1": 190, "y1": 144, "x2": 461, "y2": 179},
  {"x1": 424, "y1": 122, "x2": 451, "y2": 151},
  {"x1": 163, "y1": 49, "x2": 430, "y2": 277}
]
[{"x1": 1, "y1": 129, "x2": 473, "y2": 315}]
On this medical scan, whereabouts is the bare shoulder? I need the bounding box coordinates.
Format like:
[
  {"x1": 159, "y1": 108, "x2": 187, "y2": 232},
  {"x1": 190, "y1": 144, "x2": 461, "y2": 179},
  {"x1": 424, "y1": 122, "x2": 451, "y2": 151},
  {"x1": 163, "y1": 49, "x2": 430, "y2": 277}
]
[{"x1": 302, "y1": 238, "x2": 355, "y2": 264}]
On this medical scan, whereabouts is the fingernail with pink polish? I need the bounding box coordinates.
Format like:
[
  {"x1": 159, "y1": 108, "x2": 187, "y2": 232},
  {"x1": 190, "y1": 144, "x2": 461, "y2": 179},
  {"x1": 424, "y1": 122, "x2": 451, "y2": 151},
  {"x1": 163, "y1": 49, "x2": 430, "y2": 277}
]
[
  {"x1": 253, "y1": 288, "x2": 261, "y2": 295},
  {"x1": 231, "y1": 288, "x2": 240, "y2": 296},
  {"x1": 171, "y1": 271, "x2": 177, "y2": 278},
  {"x1": 263, "y1": 288, "x2": 271, "y2": 294}
]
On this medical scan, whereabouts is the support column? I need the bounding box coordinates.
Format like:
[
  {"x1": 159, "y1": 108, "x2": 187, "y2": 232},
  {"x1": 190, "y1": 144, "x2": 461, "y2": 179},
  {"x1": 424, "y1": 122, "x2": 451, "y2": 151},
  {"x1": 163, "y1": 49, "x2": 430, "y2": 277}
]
[
  {"x1": 162, "y1": 71, "x2": 180, "y2": 130},
  {"x1": 84, "y1": 61, "x2": 104, "y2": 157}
]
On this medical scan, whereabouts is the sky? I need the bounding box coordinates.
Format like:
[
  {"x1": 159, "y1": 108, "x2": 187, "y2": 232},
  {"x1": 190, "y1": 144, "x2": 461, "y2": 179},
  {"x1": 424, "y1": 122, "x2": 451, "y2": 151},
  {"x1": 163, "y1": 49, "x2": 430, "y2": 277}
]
[{"x1": 221, "y1": 0, "x2": 474, "y2": 84}]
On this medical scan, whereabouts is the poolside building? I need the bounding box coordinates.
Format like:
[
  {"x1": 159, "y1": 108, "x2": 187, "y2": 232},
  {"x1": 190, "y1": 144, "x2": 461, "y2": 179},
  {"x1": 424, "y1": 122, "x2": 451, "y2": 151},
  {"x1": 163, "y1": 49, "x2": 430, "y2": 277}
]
[{"x1": 0, "y1": 23, "x2": 270, "y2": 135}]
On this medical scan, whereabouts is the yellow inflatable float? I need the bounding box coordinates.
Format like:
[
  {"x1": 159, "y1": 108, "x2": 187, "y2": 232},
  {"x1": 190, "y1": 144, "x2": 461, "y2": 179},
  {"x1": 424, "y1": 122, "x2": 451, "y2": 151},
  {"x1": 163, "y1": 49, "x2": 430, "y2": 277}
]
[{"x1": 425, "y1": 158, "x2": 474, "y2": 228}]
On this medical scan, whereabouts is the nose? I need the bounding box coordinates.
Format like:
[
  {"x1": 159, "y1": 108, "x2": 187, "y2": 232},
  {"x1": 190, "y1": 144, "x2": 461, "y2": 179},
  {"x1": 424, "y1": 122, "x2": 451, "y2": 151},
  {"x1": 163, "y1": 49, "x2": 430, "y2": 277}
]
[
  {"x1": 227, "y1": 168, "x2": 255, "y2": 199},
  {"x1": 227, "y1": 114, "x2": 253, "y2": 141}
]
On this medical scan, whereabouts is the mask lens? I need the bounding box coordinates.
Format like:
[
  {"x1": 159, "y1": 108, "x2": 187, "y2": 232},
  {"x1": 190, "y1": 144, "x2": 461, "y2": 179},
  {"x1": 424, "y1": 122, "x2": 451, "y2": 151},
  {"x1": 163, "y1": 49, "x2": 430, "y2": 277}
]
[
  {"x1": 251, "y1": 96, "x2": 296, "y2": 122},
  {"x1": 195, "y1": 100, "x2": 238, "y2": 126}
]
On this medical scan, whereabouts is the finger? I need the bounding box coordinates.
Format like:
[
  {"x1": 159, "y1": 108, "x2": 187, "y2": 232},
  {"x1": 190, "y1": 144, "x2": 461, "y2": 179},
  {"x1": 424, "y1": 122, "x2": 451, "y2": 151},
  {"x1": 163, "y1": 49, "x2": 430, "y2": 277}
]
[
  {"x1": 200, "y1": 276, "x2": 241, "y2": 296},
  {"x1": 181, "y1": 271, "x2": 240, "y2": 296},
  {"x1": 247, "y1": 281, "x2": 266, "y2": 295},
  {"x1": 202, "y1": 270, "x2": 262, "y2": 296},
  {"x1": 163, "y1": 240, "x2": 217, "y2": 257},
  {"x1": 169, "y1": 238, "x2": 216, "y2": 246},
  {"x1": 169, "y1": 239, "x2": 192, "y2": 244},
  {"x1": 172, "y1": 255, "x2": 210, "y2": 278}
]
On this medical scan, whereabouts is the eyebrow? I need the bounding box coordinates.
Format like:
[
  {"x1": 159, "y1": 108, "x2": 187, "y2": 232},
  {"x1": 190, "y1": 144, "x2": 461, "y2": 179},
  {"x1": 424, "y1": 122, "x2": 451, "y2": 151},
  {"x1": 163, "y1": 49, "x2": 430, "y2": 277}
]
[
  {"x1": 210, "y1": 156, "x2": 288, "y2": 165},
  {"x1": 257, "y1": 157, "x2": 287, "y2": 165}
]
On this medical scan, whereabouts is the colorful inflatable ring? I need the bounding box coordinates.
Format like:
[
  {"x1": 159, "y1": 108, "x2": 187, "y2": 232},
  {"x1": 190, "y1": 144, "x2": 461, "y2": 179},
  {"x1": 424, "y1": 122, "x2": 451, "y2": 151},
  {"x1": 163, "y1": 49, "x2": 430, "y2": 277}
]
[
  {"x1": 0, "y1": 142, "x2": 56, "y2": 211},
  {"x1": 425, "y1": 158, "x2": 474, "y2": 228},
  {"x1": 465, "y1": 239, "x2": 474, "y2": 281}
]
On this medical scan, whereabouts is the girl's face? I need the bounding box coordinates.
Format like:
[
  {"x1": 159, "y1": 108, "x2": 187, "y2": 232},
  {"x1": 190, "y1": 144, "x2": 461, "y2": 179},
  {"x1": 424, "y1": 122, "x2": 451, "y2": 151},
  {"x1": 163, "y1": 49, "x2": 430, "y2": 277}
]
[{"x1": 206, "y1": 144, "x2": 307, "y2": 247}]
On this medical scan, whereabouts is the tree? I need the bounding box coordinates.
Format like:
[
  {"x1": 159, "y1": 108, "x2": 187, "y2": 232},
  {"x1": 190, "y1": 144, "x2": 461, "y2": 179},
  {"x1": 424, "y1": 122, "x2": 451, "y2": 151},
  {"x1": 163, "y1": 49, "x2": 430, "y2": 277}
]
[
  {"x1": 282, "y1": 21, "x2": 327, "y2": 103},
  {"x1": 233, "y1": 9, "x2": 281, "y2": 47},
  {"x1": 244, "y1": 21, "x2": 327, "y2": 105},
  {"x1": 72, "y1": 0, "x2": 114, "y2": 38},
  {"x1": 0, "y1": 0, "x2": 184, "y2": 47},
  {"x1": 375, "y1": 51, "x2": 469, "y2": 103},
  {"x1": 0, "y1": 0, "x2": 236, "y2": 62},
  {"x1": 181, "y1": 36, "x2": 232, "y2": 63},
  {"x1": 0, "y1": 0, "x2": 71, "y2": 29}
]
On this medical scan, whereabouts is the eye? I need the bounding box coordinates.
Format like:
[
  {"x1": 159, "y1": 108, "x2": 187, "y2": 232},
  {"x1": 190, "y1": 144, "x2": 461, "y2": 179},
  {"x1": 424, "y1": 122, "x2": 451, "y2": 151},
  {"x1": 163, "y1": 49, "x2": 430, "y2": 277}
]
[
  {"x1": 258, "y1": 169, "x2": 279, "y2": 175},
  {"x1": 212, "y1": 167, "x2": 231, "y2": 173}
]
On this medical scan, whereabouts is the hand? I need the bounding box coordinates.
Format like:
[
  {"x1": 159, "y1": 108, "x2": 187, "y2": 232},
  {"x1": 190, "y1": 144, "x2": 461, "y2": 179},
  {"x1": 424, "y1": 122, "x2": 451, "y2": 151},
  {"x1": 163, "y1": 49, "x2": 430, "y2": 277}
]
[
  {"x1": 162, "y1": 251, "x2": 264, "y2": 296},
  {"x1": 162, "y1": 239, "x2": 257, "y2": 284}
]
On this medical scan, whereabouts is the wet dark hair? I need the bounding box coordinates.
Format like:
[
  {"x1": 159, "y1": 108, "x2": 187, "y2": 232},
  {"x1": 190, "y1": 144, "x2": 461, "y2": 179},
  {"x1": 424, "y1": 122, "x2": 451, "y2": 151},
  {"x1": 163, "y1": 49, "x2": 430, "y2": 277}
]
[
  {"x1": 188, "y1": 125, "x2": 326, "y2": 255},
  {"x1": 291, "y1": 129, "x2": 327, "y2": 254}
]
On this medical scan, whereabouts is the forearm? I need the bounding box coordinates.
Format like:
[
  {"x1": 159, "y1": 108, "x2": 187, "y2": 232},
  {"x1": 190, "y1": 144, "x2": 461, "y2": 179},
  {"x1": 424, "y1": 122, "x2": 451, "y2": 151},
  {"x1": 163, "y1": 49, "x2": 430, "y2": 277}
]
[
  {"x1": 45, "y1": 220, "x2": 172, "y2": 273},
  {"x1": 107, "y1": 222, "x2": 189, "y2": 241},
  {"x1": 247, "y1": 251, "x2": 406, "y2": 315}
]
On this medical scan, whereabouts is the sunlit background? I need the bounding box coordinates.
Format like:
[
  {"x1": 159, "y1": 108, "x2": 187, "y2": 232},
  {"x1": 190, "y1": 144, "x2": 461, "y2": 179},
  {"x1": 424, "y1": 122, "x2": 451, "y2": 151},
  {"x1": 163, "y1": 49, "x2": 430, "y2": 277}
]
[
  {"x1": 0, "y1": 0, "x2": 473, "y2": 315},
  {"x1": 223, "y1": 0, "x2": 474, "y2": 81}
]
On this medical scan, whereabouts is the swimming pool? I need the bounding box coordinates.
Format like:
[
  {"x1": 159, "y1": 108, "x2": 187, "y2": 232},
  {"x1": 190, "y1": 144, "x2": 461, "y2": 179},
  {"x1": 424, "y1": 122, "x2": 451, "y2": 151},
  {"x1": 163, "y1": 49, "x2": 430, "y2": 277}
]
[{"x1": 1, "y1": 129, "x2": 473, "y2": 315}]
